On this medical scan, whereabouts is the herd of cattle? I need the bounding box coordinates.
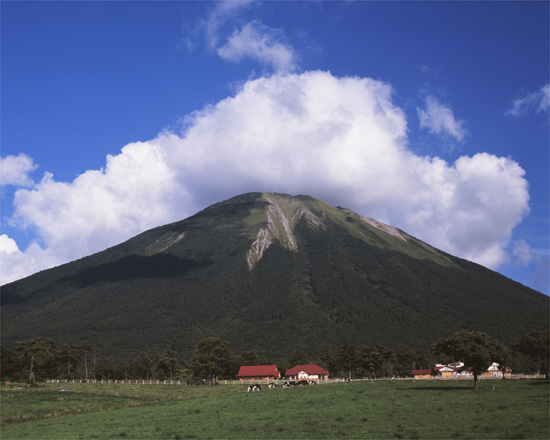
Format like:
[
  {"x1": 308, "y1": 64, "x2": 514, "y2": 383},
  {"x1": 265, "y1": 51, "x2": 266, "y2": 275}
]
[{"x1": 247, "y1": 380, "x2": 317, "y2": 391}]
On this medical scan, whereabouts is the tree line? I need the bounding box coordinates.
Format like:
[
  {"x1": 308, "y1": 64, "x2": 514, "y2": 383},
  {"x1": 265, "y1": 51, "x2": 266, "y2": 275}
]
[{"x1": 1, "y1": 330, "x2": 547, "y2": 385}]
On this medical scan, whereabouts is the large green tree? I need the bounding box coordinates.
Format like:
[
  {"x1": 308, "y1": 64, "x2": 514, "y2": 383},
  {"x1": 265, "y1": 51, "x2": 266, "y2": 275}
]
[
  {"x1": 155, "y1": 350, "x2": 179, "y2": 379},
  {"x1": 433, "y1": 329, "x2": 505, "y2": 390},
  {"x1": 60, "y1": 338, "x2": 81, "y2": 379},
  {"x1": 16, "y1": 338, "x2": 58, "y2": 384},
  {"x1": 132, "y1": 352, "x2": 153, "y2": 379},
  {"x1": 190, "y1": 337, "x2": 234, "y2": 380}
]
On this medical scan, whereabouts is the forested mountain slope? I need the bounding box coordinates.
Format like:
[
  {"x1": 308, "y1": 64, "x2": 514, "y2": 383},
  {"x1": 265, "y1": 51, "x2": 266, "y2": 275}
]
[{"x1": 2, "y1": 192, "x2": 547, "y2": 360}]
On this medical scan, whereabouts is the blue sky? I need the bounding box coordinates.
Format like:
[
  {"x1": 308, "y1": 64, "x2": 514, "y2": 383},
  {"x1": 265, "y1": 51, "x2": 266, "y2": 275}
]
[{"x1": 1, "y1": 1, "x2": 548, "y2": 294}]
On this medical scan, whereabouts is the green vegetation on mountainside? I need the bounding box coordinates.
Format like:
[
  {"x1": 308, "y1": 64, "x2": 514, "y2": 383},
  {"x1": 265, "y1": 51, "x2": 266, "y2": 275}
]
[{"x1": 1, "y1": 193, "x2": 548, "y2": 361}]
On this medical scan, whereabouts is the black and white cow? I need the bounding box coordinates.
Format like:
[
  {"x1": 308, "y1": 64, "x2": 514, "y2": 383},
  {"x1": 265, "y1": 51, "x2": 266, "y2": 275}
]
[{"x1": 247, "y1": 384, "x2": 262, "y2": 392}]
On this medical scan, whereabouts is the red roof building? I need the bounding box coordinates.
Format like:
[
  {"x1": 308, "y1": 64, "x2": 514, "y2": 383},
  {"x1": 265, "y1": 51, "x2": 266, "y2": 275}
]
[
  {"x1": 412, "y1": 369, "x2": 433, "y2": 378},
  {"x1": 285, "y1": 365, "x2": 329, "y2": 380},
  {"x1": 236, "y1": 365, "x2": 281, "y2": 381}
]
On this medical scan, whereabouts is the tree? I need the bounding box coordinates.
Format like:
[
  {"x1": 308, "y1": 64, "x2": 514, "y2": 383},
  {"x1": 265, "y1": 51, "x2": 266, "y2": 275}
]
[
  {"x1": 360, "y1": 345, "x2": 393, "y2": 379},
  {"x1": 320, "y1": 346, "x2": 339, "y2": 377},
  {"x1": 132, "y1": 352, "x2": 153, "y2": 379},
  {"x1": 433, "y1": 329, "x2": 505, "y2": 391},
  {"x1": 80, "y1": 340, "x2": 99, "y2": 381},
  {"x1": 491, "y1": 340, "x2": 513, "y2": 379},
  {"x1": 95, "y1": 356, "x2": 120, "y2": 380},
  {"x1": 60, "y1": 339, "x2": 81, "y2": 379},
  {"x1": 16, "y1": 338, "x2": 58, "y2": 384},
  {"x1": 512, "y1": 330, "x2": 549, "y2": 376},
  {"x1": 1, "y1": 345, "x2": 23, "y2": 381},
  {"x1": 190, "y1": 337, "x2": 234, "y2": 380},
  {"x1": 394, "y1": 349, "x2": 435, "y2": 377},
  {"x1": 155, "y1": 350, "x2": 178, "y2": 379},
  {"x1": 336, "y1": 341, "x2": 360, "y2": 378}
]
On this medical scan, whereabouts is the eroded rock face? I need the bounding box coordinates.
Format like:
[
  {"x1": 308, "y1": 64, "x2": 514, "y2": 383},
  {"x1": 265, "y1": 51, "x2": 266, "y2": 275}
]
[
  {"x1": 247, "y1": 227, "x2": 272, "y2": 270},
  {"x1": 246, "y1": 193, "x2": 413, "y2": 270},
  {"x1": 360, "y1": 216, "x2": 407, "y2": 242},
  {"x1": 246, "y1": 194, "x2": 324, "y2": 270},
  {"x1": 145, "y1": 231, "x2": 187, "y2": 255}
]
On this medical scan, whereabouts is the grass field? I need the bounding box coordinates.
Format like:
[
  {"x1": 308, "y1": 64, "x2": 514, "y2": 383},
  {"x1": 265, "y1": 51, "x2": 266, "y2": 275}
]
[{"x1": 1, "y1": 379, "x2": 548, "y2": 439}]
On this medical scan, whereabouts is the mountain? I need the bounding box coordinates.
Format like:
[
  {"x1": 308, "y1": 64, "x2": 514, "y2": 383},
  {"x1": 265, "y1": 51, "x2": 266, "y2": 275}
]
[{"x1": 1, "y1": 192, "x2": 548, "y2": 360}]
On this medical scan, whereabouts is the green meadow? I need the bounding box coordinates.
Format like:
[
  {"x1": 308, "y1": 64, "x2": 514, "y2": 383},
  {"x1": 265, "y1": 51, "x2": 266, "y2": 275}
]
[{"x1": 1, "y1": 379, "x2": 548, "y2": 439}]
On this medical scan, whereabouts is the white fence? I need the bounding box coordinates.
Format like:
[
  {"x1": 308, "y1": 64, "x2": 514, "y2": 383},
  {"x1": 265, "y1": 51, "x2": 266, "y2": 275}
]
[{"x1": 47, "y1": 379, "x2": 184, "y2": 385}]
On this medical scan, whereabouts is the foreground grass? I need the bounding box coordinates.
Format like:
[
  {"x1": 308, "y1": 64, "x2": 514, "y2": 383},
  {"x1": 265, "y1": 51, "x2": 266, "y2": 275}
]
[{"x1": 1, "y1": 379, "x2": 548, "y2": 439}]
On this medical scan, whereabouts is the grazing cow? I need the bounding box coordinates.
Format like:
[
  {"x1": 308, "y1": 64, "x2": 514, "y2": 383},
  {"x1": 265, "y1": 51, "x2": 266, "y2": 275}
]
[
  {"x1": 247, "y1": 384, "x2": 261, "y2": 392},
  {"x1": 268, "y1": 382, "x2": 277, "y2": 388}
]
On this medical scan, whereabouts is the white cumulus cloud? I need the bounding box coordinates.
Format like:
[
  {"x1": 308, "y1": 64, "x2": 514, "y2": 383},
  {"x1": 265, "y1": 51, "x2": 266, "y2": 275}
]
[
  {"x1": 417, "y1": 95, "x2": 467, "y2": 142},
  {"x1": 2, "y1": 71, "x2": 530, "y2": 285},
  {"x1": 3, "y1": 141, "x2": 189, "y2": 284}
]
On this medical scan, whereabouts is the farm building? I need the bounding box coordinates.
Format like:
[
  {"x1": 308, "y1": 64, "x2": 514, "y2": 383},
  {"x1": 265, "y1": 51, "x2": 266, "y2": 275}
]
[
  {"x1": 483, "y1": 362, "x2": 511, "y2": 378},
  {"x1": 412, "y1": 369, "x2": 433, "y2": 379},
  {"x1": 236, "y1": 365, "x2": 281, "y2": 381},
  {"x1": 285, "y1": 365, "x2": 329, "y2": 381},
  {"x1": 416, "y1": 361, "x2": 508, "y2": 379},
  {"x1": 434, "y1": 365, "x2": 457, "y2": 378}
]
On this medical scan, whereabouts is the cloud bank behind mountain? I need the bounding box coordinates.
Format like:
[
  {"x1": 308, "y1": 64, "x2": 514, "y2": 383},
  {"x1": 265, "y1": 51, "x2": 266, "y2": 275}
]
[{"x1": 1, "y1": 71, "x2": 530, "y2": 284}]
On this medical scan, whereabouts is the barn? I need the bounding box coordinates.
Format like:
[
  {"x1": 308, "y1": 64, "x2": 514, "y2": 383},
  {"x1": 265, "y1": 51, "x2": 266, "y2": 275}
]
[
  {"x1": 236, "y1": 365, "x2": 281, "y2": 381},
  {"x1": 285, "y1": 364, "x2": 329, "y2": 381}
]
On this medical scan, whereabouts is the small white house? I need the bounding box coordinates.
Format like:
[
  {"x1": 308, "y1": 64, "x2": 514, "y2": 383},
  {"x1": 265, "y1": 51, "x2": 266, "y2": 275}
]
[
  {"x1": 285, "y1": 365, "x2": 329, "y2": 381},
  {"x1": 484, "y1": 362, "x2": 507, "y2": 378}
]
